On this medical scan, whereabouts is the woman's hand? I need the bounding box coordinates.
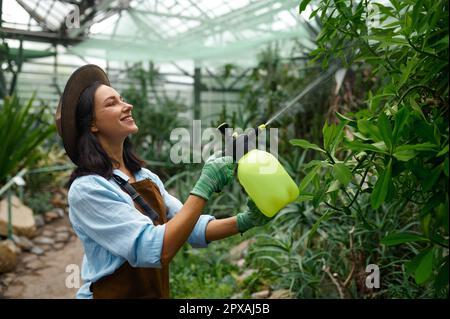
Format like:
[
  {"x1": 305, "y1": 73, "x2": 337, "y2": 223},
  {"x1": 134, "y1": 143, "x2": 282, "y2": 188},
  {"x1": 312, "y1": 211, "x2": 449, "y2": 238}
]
[
  {"x1": 190, "y1": 154, "x2": 235, "y2": 201},
  {"x1": 236, "y1": 198, "x2": 273, "y2": 233}
]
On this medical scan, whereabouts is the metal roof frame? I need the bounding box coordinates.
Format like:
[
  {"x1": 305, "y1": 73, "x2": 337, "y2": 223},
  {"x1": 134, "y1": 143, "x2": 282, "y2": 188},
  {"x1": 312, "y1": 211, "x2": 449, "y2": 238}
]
[{"x1": 1, "y1": 0, "x2": 312, "y2": 63}]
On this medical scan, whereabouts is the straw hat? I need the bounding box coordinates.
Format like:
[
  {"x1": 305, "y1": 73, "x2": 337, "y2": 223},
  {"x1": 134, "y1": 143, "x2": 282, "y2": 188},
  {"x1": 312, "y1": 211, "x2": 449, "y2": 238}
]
[{"x1": 55, "y1": 64, "x2": 110, "y2": 165}]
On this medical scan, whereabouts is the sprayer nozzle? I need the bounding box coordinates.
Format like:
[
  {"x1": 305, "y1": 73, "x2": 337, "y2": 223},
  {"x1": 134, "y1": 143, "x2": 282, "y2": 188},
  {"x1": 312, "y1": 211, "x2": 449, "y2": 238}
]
[{"x1": 258, "y1": 124, "x2": 266, "y2": 130}]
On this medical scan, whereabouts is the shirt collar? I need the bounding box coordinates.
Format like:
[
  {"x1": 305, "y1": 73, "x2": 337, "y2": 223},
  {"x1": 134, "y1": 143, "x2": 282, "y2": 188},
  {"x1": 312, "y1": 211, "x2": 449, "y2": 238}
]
[
  {"x1": 111, "y1": 168, "x2": 143, "y2": 182},
  {"x1": 112, "y1": 169, "x2": 131, "y2": 182}
]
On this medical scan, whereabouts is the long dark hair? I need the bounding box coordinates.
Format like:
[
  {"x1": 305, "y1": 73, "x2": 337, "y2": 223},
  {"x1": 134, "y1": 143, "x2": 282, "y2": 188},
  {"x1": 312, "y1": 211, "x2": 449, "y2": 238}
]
[{"x1": 68, "y1": 81, "x2": 145, "y2": 186}]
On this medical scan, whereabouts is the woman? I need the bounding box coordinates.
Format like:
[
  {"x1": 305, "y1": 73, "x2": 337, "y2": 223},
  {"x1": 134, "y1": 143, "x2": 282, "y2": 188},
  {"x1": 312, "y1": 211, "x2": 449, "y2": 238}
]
[{"x1": 55, "y1": 64, "x2": 271, "y2": 299}]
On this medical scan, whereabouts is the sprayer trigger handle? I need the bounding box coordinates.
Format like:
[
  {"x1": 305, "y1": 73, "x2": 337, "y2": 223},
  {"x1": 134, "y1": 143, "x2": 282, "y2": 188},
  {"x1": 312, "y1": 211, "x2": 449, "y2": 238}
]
[{"x1": 217, "y1": 122, "x2": 229, "y2": 136}]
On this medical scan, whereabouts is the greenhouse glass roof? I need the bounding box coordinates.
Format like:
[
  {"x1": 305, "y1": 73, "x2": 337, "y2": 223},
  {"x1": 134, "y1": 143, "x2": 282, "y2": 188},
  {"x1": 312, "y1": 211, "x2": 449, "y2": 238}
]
[
  {"x1": 2, "y1": 0, "x2": 313, "y2": 64},
  {"x1": 75, "y1": 0, "x2": 310, "y2": 63}
]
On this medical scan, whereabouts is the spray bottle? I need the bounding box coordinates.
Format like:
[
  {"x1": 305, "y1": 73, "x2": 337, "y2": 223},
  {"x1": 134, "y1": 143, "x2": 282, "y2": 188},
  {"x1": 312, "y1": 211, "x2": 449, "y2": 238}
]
[
  {"x1": 215, "y1": 65, "x2": 341, "y2": 217},
  {"x1": 217, "y1": 122, "x2": 299, "y2": 218}
]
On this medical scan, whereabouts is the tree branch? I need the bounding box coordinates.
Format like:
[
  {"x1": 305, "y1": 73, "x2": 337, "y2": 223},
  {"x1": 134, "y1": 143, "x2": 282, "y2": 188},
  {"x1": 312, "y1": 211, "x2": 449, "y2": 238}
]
[
  {"x1": 343, "y1": 226, "x2": 356, "y2": 287},
  {"x1": 346, "y1": 153, "x2": 375, "y2": 209},
  {"x1": 322, "y1": 264, "x2": 345, "y2": 299}
]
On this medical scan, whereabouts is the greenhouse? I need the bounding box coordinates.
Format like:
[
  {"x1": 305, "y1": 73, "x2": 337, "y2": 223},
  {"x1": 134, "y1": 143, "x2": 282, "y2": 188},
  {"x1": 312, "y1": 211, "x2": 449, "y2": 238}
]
[{"x1": 0, "y1": 0, "x2": 448, "y2": 302}]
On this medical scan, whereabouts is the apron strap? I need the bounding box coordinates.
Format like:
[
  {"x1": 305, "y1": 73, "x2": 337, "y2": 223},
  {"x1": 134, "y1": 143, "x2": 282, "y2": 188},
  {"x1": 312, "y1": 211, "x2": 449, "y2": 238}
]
[{"x1": 112, "y1": 174, "x2": 160, "y2": 223}]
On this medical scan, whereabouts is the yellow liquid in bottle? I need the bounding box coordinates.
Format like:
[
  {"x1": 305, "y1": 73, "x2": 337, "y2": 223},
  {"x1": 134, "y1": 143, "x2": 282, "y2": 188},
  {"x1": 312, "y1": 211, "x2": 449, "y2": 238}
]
[{"x1": 237, "y1": 149, "x2": 299, "y2": 217}]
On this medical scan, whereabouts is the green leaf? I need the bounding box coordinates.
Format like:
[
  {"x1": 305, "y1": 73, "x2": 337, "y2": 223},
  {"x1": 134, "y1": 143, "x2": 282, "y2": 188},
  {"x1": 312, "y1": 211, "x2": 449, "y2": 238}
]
[
  {"x1": 398, "y1": 57, "x2": 418, "y2": 88},
  {"x1": 416, "y1": 120, "x2": 436, "y2": 144},
  {"x1": 322, "y1": 121, "x2": 332, "y2": 151},
  {"x1": 372, "y1": 141, "x2": 387, "y2": 152},
  {"x1": 381, "y1": 232, "x2": 428, "y2": 246},
  {"x1": 377, "y1": 112, "x2": 393, "y2": 151},
  {"x1": 444, "y1": 157, "x2": 449, "y2": 177},
  {"x1": 422, "y1": 165, "x2": 442, "y2": 192},
  {"x1": 436, "y1": 144, "x2": 449, "y2": 157},
  {"x1": 335, "y1": 111, "x2": 356, "y2": 126},
  {"x1": 395, "y1": 142, "x2": 439, "y2": 153},
  {"x1": 367, "y1": 93, "x2": 395, "y2": 112},
  {"x1": 421, "y1": 213, "x2": 432, "y2": 238},
  {"x1": 392, "y1": 106, "x2": 409, "y2": 145},
  {"x1": 312, "y1": 172, "x2": 320, "y2": 191},
  {"x1": 344, "y1": 140, "x2": 388, "y2": 154},
  {"x1": 303, "y1": 160, "x2": 329, "y2": 169},
  {"x1": 299, "y1": 165, "x2": 321, "y2": 194},
  {"x1": 352, "y1": 131, "x2": 370, "y2": 141},
  {"x1": 433, "y1": 123, "x2": 441, "y2": 145},
  {"x1": 393, "y1": 149, "x2": 417, "y2": 161},
  {"x1": 309, "y1": 8, "x2": 319, "y2": 19},
  {"x1": 373, "y1": 3, "x2": 395, "y2": 17},
  {"x1": 307, "y1": 210, "x2": 335, "y2": 244},
  {"x1": 326, "y1": 180, "x2": 341, "y2": 193},
  {"x1": 299, "y1": 0, "x2": 312, "y2": 13},
  {"x1": 406, "y1": 250, "x2": 426, "y2": 277},
  {"x1": 358, "y1": 119, "x2": 382, "y2": 141},
  {"x1": 297, "y1": 193, "x2": 314, "y2": 203},
  {"x1": 365, "y1": 35, "x2": 409, "y2": 46},
  {"x1": 312, "y1": 186, "x2": 326, "y2": 209},
  {"x1": 409, "y1": 96, "x2": 425, "y2": 120},
  {"x1": 0, "y1": 95, "x2": 55, "y2": 183},
  {"x1": 435, "y1": 260, "x2": 449, "y2": 291},
  {"x1": 371, "y1": 158, "x2": 392, "y2": 209},
  {"x1": 332, "y1": 163, "x2": 352, "y2": 186},
  {"x1": 290, "y1": 139, "x2": 326, "y2": 153},
  {"x1": 330, "y1": 121, "x2": 347, "y2": 155},
  {"x1": 414, "y1": 248, "x2": 434, "y2": 285},
  {"x1": 322, "y1": 120, "x2": 347, "y2": 155}
]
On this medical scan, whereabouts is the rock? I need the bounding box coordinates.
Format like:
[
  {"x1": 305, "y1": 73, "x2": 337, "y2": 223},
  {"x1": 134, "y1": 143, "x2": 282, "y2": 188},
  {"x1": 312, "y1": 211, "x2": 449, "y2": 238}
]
[
  {"x1": 12, "y1": 235, "x2": 34, "y2": 252},
  {"x1": 34, "y1": 214, "x2": 45, "y2": 228},
  {"x1": 228, "y1": 239, "x2": 256, "y2": 262},
  {"x1": 21, "y1": 254, "x2": 38, "y2": 264},
  {"x1": 55, "y1": 232, "x2": 70, "y2": 243},
  {"x1": 41, "y1": 229, "x2": 55, "y2": 238},
  {"x1": 38, "y1": 244, "x2": 53, "y2": 252},
  {"x1": 230, "y1": 292, "x2": 244, "y2": 299},
  {"x1": 1, "y1": 273, "x2": 16, "y2": 286},
  {"x1": 54, "y1": 208, "x2": 65, "y2": 218},
  {"x1": 25, "y1": 259, "x2": 45, "y2": 271},
  {"x1": 251, "y1": 290, "x2": 270, "y2": 299},
  {"x1": 236, "y1": 258, "x2": 245, "y2": 268},
  {"x1": 51, "y1": 193, "x2": 67, "y2": 208},
  {"x1": 13, "y1": 243, "x2": 22, "y2": 254},
  {"x1": 55, "y1": 226, "x2": 71, "y2": 233},
  {"x1": 30, "y1": 246, "x2": 44, "y2": 256},
  {"x1": 54, "y1": 243, "x2": 64, "y2": 250},
  {"x1": 236, "y1": 269, "x2": 256, "y2": 284},
  {"x1": 33, "y1": 236, "x2": 55, "y2": 246},
  {"x1": 11, "y1": 234, "x2": 20, "y2": 243},
  {"x1": 44, "y1": 211, "x2": 59, "y2": 223},
  {"x1": 59, "y1": 188, "x2": 68, "y2": 198},
  {"x1": 268, "y1": 289, "x2": 295, "y2": 299},
  {"x1": 0, "y1": 240, "x2": 18, "y2": 273},
  {"x1": 3, "y1": 284, "x2": 24, "y2": 298},
  {"x1": 0, "y1": 195, "x2": 36, "y2": 238}
]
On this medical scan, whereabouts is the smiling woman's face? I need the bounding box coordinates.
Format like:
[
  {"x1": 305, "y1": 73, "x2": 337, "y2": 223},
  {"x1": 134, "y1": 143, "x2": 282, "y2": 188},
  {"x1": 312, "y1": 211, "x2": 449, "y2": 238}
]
[{"x1": 91, "y1": 84, "x2": 138, "y2": 141}]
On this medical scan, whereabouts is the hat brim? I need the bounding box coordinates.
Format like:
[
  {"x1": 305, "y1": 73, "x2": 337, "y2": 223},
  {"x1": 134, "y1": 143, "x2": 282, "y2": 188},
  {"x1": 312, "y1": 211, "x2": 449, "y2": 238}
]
[{"x1": 56, "y1": 64, "x2": 110, "y2": 165}]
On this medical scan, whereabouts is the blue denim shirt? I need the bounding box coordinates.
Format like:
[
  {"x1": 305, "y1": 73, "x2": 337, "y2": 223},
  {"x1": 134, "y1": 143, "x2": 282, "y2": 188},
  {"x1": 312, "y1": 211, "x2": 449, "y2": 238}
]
[{"x1": 68, "y1": 168, "x2": 215, "y2": 299}]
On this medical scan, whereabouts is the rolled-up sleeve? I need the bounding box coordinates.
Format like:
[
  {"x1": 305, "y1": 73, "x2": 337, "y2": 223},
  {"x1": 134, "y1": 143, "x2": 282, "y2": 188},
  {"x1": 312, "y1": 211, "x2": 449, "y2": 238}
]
[
  {"x1": 142, "y1": 168, "x2": 215, "y2": 248},
  {"x1": 69, "y1": 175, "x2": 166, "y2": 268}
]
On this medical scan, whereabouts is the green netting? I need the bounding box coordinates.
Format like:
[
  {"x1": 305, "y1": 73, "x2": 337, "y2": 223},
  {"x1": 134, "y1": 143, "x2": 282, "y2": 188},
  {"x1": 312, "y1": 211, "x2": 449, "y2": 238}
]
[
  {"x1": 0, "y1": 46, "x2": 56, "y2": 60},
  {"x1": 70, "y1": 0, "x2": 313, "y2": 64}
]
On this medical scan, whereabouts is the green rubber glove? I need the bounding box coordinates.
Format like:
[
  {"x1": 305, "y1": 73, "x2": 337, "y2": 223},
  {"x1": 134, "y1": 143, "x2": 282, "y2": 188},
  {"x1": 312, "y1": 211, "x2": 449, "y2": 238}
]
[
  {"x1": 190, "y1": 154, "x2": 236, "y2": 201},
  {"x1": 236, "y1": 198, "x2": 273, "y2": 234}
]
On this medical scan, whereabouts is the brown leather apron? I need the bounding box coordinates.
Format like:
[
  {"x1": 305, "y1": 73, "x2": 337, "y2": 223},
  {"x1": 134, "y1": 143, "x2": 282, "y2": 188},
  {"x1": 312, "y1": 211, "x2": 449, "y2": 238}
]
[{"x1": 90, "y1": 178, "x2": 169, "y2": 299}]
